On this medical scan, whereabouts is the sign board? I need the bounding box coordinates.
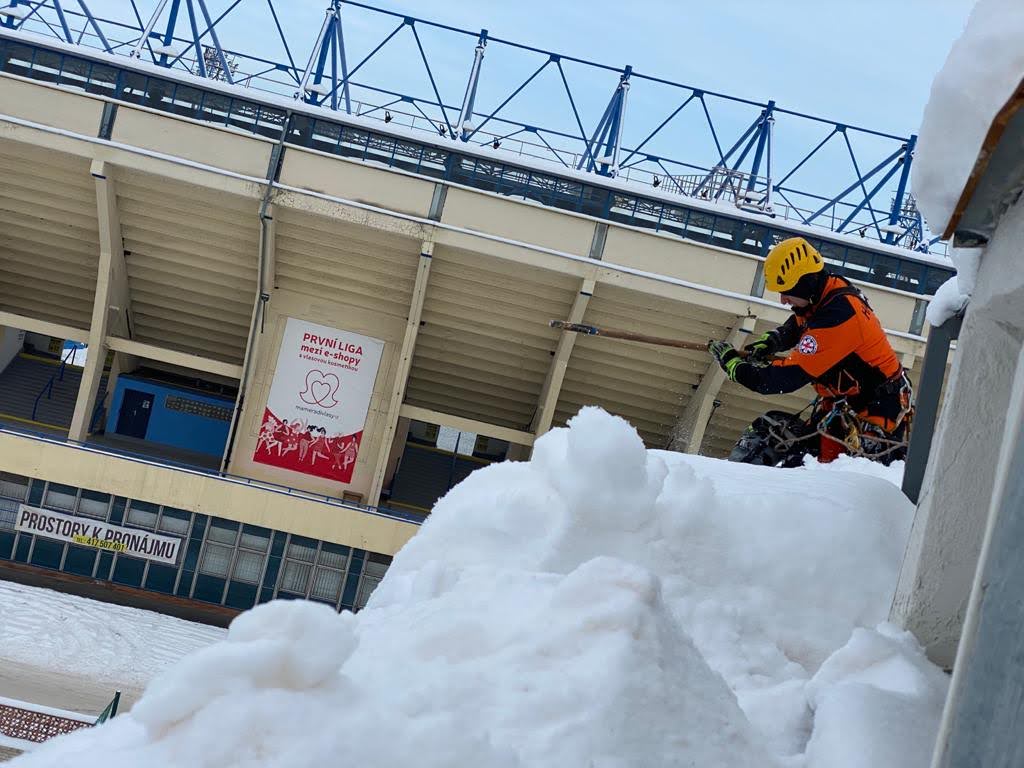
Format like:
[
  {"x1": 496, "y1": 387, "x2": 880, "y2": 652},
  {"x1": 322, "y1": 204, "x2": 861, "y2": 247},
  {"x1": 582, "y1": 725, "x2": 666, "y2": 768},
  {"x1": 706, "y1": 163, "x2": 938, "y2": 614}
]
[
  {"x1": 253, "y1": 318, "x2": 385, "y2": 483},
  {"x1": 15, "y1": 505, "x2": 182, "y2": 565}
]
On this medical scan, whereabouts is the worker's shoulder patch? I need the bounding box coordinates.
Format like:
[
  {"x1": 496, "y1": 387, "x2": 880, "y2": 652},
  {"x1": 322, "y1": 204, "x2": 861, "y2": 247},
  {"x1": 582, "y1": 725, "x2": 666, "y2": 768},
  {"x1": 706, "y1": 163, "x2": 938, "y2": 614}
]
[{"x1": 797, "y1": 334, "x2": 818, "y2": 355}]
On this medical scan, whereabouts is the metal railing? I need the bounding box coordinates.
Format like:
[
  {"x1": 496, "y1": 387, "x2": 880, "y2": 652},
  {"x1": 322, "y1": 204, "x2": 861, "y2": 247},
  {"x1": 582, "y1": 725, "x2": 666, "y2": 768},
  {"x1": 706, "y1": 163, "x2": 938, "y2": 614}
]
[{"x1": 30, "y1": 346, "x2": 75, "y2": 422}]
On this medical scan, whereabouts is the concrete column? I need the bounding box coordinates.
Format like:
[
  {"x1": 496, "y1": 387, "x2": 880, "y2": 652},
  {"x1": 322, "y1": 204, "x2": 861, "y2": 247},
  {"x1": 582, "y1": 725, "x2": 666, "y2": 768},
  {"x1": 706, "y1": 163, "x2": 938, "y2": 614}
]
[
  {"x1": 101, "y1": 350, "x2": 137, "y2": 414},
  {"x1": 368, "y1": 243, "x2": 434, "y2": 505},
  {"x1": 891, "y1": 193, "x2": 1024, "y2": 667},
  {"x1": 69, "y1": 161, "x2": 126, "y2": 440},
  {"x1": 668, "y1": 319, "x2": 754, "y2": 453},
  {"x1": 930, "y1": 345, "x2": 1024, "y2": 767},
  {"x1": 531, "y1": 278, "x2": 595, "y2": 437}
]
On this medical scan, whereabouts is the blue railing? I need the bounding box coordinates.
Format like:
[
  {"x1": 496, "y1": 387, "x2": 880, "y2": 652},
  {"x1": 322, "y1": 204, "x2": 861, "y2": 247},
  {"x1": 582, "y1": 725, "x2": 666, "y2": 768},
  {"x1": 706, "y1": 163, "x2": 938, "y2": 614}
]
[
  {"x1": 0, "y1": 35, "x2": 955, "y2": 296},
  {"x1": 0, "y1": 421, "x2": 426, "y2": 525},
  {"x1": 30, "y1": 346, "x2": 75, "y2": 422}
]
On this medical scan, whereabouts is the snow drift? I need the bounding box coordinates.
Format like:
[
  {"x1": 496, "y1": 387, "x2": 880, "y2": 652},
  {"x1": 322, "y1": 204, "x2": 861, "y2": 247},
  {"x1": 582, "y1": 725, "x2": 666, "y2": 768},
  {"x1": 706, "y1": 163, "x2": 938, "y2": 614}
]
[
  {"x1": 913, "y1": 0, "x2": 1024, "y2": 236},
  {"x1": 13, "y1": 407, "x2": 945, "y2": 767}
]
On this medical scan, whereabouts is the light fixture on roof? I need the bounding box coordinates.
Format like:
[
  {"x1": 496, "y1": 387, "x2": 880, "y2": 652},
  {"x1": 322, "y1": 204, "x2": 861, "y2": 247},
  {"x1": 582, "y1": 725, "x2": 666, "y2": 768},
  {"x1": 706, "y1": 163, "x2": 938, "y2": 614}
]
[
  {"x1": 653, "y1": 176, "x2": 661, "y2": 188},
  {"x1": 492, "y1": 138, "x2": 501, "y2": 150},
  {"x1": 384, "y1": 111, "x2": 392, "y2": 124}
]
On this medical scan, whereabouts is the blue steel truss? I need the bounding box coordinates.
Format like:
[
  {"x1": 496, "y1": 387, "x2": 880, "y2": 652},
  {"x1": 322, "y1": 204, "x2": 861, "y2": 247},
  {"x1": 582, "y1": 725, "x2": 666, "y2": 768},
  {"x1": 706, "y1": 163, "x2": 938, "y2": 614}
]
[{"x1": 0, "y1": 0, "x2": 937, "y2": 252}]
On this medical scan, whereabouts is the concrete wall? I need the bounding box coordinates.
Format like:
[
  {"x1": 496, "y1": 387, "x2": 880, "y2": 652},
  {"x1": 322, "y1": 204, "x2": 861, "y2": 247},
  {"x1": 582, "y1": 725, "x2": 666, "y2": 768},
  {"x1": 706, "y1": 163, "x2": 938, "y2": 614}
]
[
  {"x1": 442, "y1": 187, "x2": 596, "y2": 255},
  {"x1": 603, "y1": 228, "x2": 759, "y2": 294},
  {"x1": 891, "y1": 192, "x2": 1024, "y2": 668},
  {"x1": 0, "y1": 75, "x2": 104, "y2": 135},
  {"x1": 0, "y1": 327, "x2": 25, "y2": 374},
  {"x1": 227, "y1": 289, "x2": 407, "y2": 504},
  {"x1": 0, "y1": 429, "x2": 417, "y2": 555},
  {"x1": 279, "y1": 149, "x2": 435, "y2": 218},
  {"x1": 111, "y1": 106, "x2": 275, "y2": 178}
]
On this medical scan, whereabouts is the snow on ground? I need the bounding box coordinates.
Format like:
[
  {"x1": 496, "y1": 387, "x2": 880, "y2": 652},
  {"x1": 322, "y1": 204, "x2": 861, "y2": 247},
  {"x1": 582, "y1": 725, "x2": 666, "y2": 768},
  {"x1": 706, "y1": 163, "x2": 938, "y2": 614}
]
[
  {"x1": 802, "y1": 453, "x2": 904, "y2": 488},
  {"x1": 0, "y1": 581, "x2": 225, "y2": 690},
  {"x1": 10, "y1": 407, "x2": 946, "y2": 767},
  {"x1": 913, "y1": 0, "x2": 1024, "y2": 235}
]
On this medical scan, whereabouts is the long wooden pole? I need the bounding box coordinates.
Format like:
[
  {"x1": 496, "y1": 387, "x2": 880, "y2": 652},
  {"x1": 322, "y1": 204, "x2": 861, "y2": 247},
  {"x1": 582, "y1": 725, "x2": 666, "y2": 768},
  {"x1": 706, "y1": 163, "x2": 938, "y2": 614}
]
[{"x1": 549, "y1": 320, "x2": 712, "y2": 352}]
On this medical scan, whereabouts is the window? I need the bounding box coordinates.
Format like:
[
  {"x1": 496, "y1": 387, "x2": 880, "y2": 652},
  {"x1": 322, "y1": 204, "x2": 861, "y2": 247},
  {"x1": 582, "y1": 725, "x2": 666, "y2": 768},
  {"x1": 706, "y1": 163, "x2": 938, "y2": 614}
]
[
  {"x1": 280, "y1": 560, "x2": 311, "y2": 594},
  {"x1": 310, "y1": 568, "x2": 343, "y2": 602},
  {"x1": 356, "y1": 554, "x2": 391, "y2": 609},
  {"x1": 169, "y1": 84, "x2": 204, "y2": 118},
  {"x1": 239, "y1": 526, "x2": 270, "y2": 553},
  {"x1": 285, "y1": 537, "x2": 316, "y2": 563},
  {"x1": 232, "y1": 550, "x2": 264, "y2": 584},
  {"x1": 30, "y1": 48, "x2": 62, "y2": 83},
  {"x1": 230, "y1": 525, "x2": 270, "y2": 585},
  {"x1": 0, "y1": 498, "x2": 18, "y2": 531},
  {"x1": 158, "y1": 508, "x2": 191, "y2": 536},
  {"x1": 43, "y1": 484, "x2": 77, "y2": 512},
  {"x1": 0, "y1": 472, "x2": 29, "y2": 501},
  {"x1": 276, "y1": 535, "x2": 320, "y2": 596},
  {"x1": 78, "y1": 490, "x2": 111, "y2": 520},
  {"x1": 208, "y1": 519, "x2": 239, "y2": 545},
  {"x1": 307, "y1": 543, "x2": 350, "y2": 604},
  {"x1": 200, "y1": 92, "x2": 231, "y2": 125},
  {"x1": 199, "y1": 543, "x2": 232, "y2": 578},
  {"x1": 126, "y1": 501, "x2": 159, "y2": 529},
  {"x1": 0, "y1": 43, "x2": 33, "y2": 76},
  {"x1": 85, "y1": 62, "x2": 118, "y2": 97}
]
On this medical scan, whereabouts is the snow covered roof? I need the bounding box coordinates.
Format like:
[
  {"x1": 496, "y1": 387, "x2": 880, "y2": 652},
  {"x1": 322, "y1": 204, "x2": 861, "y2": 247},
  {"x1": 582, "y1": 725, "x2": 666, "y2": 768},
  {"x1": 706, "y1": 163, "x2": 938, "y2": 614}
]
[{"x1": 913, "y1": 0, "x2": 1024, "y2": 244}]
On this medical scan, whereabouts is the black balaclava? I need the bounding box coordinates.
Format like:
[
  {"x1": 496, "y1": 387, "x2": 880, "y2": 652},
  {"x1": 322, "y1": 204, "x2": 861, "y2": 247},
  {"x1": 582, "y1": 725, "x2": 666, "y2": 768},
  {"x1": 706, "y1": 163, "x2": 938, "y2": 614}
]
[{"x1": 785, "y1": 270, "x2": 828, "y2": 316}]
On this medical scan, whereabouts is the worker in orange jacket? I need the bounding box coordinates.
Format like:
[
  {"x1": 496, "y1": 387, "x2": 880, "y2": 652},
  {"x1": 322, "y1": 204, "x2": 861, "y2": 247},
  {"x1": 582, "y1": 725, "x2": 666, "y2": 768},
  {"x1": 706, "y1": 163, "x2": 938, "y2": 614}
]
[{"x1": 708, "y1": 236, "x2": 913, "y2": 465}]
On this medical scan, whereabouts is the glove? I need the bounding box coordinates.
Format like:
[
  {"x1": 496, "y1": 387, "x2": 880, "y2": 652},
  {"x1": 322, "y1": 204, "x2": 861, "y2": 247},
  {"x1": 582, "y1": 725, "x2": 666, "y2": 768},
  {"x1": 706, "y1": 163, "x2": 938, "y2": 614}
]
[
  {"x1": 743, "y1": 331, "x2": 780, "y2": 362},
  {"x1": 708, "y1": 340, "x2": 743, "y2": 381}
]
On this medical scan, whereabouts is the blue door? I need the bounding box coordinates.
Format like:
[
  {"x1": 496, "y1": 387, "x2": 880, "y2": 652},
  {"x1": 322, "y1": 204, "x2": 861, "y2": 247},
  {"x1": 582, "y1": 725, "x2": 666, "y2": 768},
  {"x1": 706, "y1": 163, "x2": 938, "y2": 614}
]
[{"x1": 116, "y1": 389, "x2": 153, "y2": 439}]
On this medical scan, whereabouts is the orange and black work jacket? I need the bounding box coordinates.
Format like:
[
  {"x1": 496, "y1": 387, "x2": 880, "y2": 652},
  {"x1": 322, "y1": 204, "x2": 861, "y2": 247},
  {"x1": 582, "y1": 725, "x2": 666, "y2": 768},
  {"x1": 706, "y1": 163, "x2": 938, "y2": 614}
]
[{"x1": 733, "y1": 275, "x2": 904, "y2": 428}]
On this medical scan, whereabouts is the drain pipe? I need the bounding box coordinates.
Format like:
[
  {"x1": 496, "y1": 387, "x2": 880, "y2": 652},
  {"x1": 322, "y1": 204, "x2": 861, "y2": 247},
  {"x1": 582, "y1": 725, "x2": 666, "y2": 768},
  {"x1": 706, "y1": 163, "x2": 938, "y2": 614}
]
[{"x1": 220, "y1": 123, "x2": 288, "y2": 472}]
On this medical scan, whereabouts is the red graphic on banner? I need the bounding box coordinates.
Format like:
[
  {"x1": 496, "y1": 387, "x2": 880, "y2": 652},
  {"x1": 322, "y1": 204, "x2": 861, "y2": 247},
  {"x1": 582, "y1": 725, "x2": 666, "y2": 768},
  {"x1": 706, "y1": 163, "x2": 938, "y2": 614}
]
[
  {"x1": 252, "y1": 319, "x2": 384, "y2": 484},
  {"x1": 300, "y1": 370, "x2": 341, "y2": 408},
  {"x1": 254, "y1": 408, "x2": 363, "y2": 483}
]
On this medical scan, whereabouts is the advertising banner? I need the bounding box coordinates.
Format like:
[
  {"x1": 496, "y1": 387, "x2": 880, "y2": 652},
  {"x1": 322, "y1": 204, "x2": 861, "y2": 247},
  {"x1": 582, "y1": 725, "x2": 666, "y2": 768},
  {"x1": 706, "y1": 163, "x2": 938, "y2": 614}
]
[
  {"x1": 15, "y1": 505, "x2": 182, "y2": 565},
  {"x1": 253, "y1": 318, "x2": 385, "y2": 483}
]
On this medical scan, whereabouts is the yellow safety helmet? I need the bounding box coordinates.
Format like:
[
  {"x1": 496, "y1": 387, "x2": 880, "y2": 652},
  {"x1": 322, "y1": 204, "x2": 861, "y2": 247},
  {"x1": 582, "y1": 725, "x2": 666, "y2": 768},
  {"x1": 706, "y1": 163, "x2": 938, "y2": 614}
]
[{"x1": 764, "y1": 237, "x2": 824, "y2": 293}]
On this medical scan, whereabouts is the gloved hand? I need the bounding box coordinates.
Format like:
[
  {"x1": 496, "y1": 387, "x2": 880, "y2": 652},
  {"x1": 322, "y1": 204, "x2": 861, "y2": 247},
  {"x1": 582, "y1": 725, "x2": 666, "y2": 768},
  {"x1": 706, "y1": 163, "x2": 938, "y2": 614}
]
[
  {"x1": 708, "y1": 340, "x2": 743, "y2": 381},
  {"x1": 743, "y1": 331, "x2": 780, "y2": 362}
]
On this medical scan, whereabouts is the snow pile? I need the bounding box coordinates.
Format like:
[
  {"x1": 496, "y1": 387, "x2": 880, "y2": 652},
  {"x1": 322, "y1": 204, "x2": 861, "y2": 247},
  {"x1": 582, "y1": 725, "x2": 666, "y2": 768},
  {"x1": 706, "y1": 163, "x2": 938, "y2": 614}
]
[
  {"x1": 925, "y1": 247, "x2": 981, "y2": 326},
  {"x1": 913, "y1": 0, "x2": 1024, "y2": 235},
  {"x1": 803, "y1": 453, "x2": 904, "y2": 487},
  {"x1": 804, "y1": 624, "x2": 949, "y2": 768},
  {"x1": 13, "y1": 407, "x2": 945, "y2": 768}
]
